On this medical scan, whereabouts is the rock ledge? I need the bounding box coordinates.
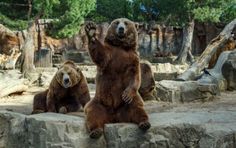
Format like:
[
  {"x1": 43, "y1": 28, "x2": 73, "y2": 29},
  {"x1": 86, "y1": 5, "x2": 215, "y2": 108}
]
[{"x1": 0, "y1": 110, "x2": 236, "y2": 148}]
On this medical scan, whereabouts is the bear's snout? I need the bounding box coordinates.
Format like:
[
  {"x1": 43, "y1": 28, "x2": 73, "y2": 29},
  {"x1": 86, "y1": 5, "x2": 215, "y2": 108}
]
[
  {"x1": 116, "y1": 22, "x2": 126, "y2": 37},
  {"x1": 64, "y1": 78, "x2": 69, "y2": 84},
  {"x1": 118, "y1": 27, "x2": 124, "y2": 34},
  {"x1": 63, "y1": 74, "x2": 71, "y2": 88}
]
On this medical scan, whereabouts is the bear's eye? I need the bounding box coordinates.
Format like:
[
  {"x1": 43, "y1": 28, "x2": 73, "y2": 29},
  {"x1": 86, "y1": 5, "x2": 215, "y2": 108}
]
[
  {"x1": 124, "y1": 21, "x2": 128, "y2": 26},
  {"x1": 115, "y1": 21, "x2": 119, "y2": 25},
  {"x1": 67, "y1": 72, "x2": 71, "y2": 75}
]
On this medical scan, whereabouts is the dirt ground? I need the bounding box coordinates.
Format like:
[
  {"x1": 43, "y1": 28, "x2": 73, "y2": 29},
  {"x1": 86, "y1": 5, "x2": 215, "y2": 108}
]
[{"x1": 0, "y1": 85, "x2": 235, "y2": 115}]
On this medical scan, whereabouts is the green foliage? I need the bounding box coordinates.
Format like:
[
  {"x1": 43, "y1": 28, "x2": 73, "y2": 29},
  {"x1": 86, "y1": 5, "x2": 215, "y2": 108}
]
[
  {"x1": 86, "y1": 10, "x2": 109, "y2": 23},
  {"x1": 157, "y1": 0, "x2": 236, "y2": 25},
  {"x1": 193, "y1": 6, "x2": 223, "y2": 23},
  {"x1": 46, "y1": 0, "x2": 96, "y2": 38},
  {"x1": 137, "y1": 0, "x2": 235, "y2": 24},
  {"x1": 89, "y1": 0, "x2": 133, "y2": 22},
  {"x1": 0, "y1": 0, "x2": 96, "y2": 38},
  {"x1": 192, "y1": 0, "x2": 236, "y2": 23},
  {"x1": 220, "y1": 1, "x2": 236, "y2": 23},
  {"x1": 0, "y1": 13, "x2": 28, "y2": 30},
  {"x1": 0, "y1": 0, "x2": 29, "y2": 30}
]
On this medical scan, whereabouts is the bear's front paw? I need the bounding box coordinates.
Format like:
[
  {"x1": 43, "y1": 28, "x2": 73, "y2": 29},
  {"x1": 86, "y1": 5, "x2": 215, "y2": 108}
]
[
  {"x1": 89, "y1": 128, "x2": 103, "y2": 139},
  {"x1": 85, "y1": 22, "x2": 97, "y2": 41},
  {"x1": 59, "y1": 106, "x2": 68, "y2": 114},
  {"x1": 139, "y1": 121, "x2": 151, "y2": 131},
  {"x1": 122, "y1": 88, "x2": 135, "y2": 104}
]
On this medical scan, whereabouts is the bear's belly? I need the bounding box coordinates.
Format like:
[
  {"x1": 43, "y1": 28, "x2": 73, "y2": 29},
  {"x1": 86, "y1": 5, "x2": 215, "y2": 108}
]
[{"x1": 95, "y1": 74, "x2": 125, "y2": 109}]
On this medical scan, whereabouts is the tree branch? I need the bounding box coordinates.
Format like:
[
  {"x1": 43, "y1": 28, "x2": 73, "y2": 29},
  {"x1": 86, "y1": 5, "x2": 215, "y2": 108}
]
[{"x1": 0, "y1": 2, "x2": 29, "y2": 7}]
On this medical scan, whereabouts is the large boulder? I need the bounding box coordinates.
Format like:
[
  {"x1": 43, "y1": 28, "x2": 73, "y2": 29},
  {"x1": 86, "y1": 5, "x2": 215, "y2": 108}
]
[
  {"x1": 153, "y1": 63, "x2": 189, "y2": 81},
  {"x1": 156, "y1": 80, "x2": 218, "y2": 103}
]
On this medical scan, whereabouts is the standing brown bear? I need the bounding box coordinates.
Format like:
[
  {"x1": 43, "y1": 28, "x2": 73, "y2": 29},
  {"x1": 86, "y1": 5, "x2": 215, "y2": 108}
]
[
  {"x1": 85, "y1": 18, "x2": 151, "y2": 139},
  {"x1": 32, "y1": 60, "x2": 90, "y2": 114}
]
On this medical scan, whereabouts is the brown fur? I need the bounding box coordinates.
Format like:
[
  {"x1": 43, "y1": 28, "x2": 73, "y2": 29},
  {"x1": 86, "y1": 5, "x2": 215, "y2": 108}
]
[
  {"x1": 32, "y1": 60, "x2": 90, "y2": 114},
  {"x1": 84, "y1": 18, "x2": 150, "y2": 138},
  {"x1": 139, "y1": 60, "x2": 156, "y2": 101},
  {"x1": 32, "y1": 89, "x2": 48, "y2": 114}
]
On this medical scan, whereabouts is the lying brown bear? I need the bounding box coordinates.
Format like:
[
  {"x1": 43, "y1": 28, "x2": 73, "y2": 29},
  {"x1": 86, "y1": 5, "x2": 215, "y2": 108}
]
[{"x1": 32, "y1": 61, "x2": 90, "y2": 114}]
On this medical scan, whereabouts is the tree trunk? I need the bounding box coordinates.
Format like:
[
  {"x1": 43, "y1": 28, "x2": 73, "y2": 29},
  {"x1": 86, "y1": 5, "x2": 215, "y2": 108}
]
[
  {"x1": 156, "y1": 24, "x2": 164, "y2": 51},
  {"x1": 20, "y1": 22, "x2": 36, "y2": 76},
  {"x1": 27, "y1": 0, "x2": 32, "y2": 20},
  {"x1": 175, "y1": 19, "x2": 195, "y2": 64},
  {"x1": 177, "y1": 18, "x2": 236, "y2": 81}
]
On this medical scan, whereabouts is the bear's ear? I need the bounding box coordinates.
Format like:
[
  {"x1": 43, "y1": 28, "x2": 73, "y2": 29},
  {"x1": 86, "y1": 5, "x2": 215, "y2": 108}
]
[
  {"x1": 53, "y1": 64, "x2": 61, "y2": 70},
  {"x1": 135, "y1": 23, "x2": 139, "y2": 30},
  {"x1": 76, "y1": 67, "x2": 81, "y2": 73}
]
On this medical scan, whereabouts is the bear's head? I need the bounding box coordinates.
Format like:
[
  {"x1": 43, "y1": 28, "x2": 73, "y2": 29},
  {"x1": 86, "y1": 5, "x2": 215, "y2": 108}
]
[
  {"x1": 56, "y1": 61, "x2": 81, "y2": 88},
  {"x1": 105, "y1": 18, "x2": 139, "y2": 50}
]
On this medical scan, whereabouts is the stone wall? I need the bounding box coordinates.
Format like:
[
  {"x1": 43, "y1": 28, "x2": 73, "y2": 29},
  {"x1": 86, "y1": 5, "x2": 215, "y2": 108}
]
[
  {"x1": 0, "y1": 21, "x2": 224, "y2": 68},
  {"x1": 42, "y1": 22, "x2": 223, "y2": 59}
]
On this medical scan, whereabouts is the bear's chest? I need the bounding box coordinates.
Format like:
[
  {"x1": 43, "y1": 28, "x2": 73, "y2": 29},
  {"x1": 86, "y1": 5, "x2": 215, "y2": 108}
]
[
  {"x1": 55, "y1": 88, "x2": 73, "y2": 100},
  {"x1": 108, "y1": 50, "x2": 134, "y2": 72}
]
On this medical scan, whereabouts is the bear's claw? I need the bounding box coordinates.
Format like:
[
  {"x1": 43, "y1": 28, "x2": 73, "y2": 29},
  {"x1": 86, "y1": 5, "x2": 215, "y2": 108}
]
[
  {"x1": 139, "y1": 121, "x2": 151, "y2": 131},
  {"x1": 122, "y1": 88, "x2": 134, "y2": 104},
  {"x1": 89, "y1": 128, "x2": 103, "y2": 139}
]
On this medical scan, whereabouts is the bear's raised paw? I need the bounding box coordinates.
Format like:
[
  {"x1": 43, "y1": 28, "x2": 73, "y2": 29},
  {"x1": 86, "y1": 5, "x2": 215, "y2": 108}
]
[{"x1": 85, "y1": 22, "x2": 97, "y2": 41}]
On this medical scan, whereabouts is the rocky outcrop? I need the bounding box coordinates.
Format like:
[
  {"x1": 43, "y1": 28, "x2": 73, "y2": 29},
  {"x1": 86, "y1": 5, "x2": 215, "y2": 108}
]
[
  {"x1": 156, "y1": 80, "x2": 218, "y2": 103},
  {"x1": 0, "y1": 110, "x2": 235, "y2": 148},
  {"x1": 152, "y1": 63, "x2": 189, "y2": 81}
]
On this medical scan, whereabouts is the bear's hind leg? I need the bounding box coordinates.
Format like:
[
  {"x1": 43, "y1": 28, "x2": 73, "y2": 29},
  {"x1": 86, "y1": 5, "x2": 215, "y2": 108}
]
[
  {"x1": 85, "y1": 100, "x2": 110, "y2": 139},
  {"x1": 118, "y1": 96, "x2": 151, "y2": 131}
]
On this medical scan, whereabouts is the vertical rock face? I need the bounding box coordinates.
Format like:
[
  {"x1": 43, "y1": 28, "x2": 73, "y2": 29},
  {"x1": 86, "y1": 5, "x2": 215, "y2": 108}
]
[
  {"x1": 0, "y1": 111, "x2": 27, "y2": 148},
  {"x1": 1, "y1": 111, "x2": 236, "y2": 148},
  {"x1": 26, "y1": 113, "x2": 106, "y2": 148}
]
